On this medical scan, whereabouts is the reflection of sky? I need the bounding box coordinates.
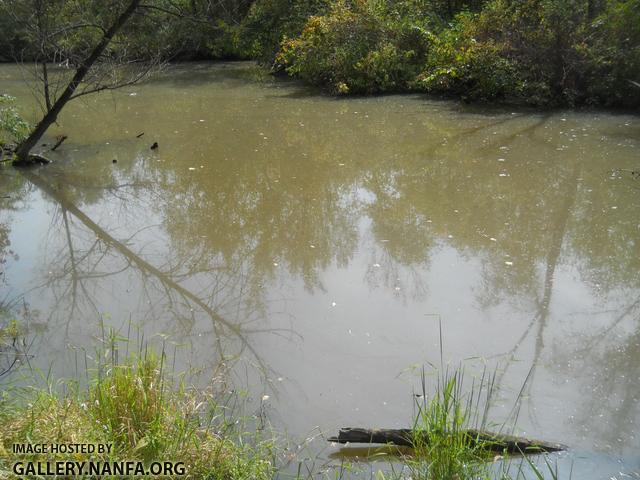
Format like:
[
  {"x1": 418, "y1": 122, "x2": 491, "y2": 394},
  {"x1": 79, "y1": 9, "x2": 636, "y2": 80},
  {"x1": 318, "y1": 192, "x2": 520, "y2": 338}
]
[{"x1": 4, "y1": 189, "x2": 52, "y2": 291}]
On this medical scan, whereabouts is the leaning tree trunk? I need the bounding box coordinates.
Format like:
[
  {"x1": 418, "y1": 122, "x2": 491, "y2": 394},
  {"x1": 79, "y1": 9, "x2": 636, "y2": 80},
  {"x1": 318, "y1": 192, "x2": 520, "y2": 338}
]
[{"x1": 14, "y1": 0, "x2": 142, "y2": 163}]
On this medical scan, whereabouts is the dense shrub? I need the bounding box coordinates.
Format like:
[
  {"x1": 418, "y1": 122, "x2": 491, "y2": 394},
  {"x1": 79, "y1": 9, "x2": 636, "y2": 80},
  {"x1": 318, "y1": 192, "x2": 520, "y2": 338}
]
[
  {"x1": 276, "y1": 0, "x2": 435, "y2": 93},
  {"x1": 422, "y1": 0, "x2": 640, "y2": 105},
  {"x1": 0, "y1": 95, "x2": 30, "y2": 144},
  {"x1": 238, "y1": 0, "x2": 332, "y2": 60},
  {"x1": 581, "y1": 0, "x2": 640, "y2": 106},
  {"x1": 414, "y1": 13, "x2": 519, "y2": 101},
  {"x1": 273, "y1": 0, "x2": 640, "y2": 106}
]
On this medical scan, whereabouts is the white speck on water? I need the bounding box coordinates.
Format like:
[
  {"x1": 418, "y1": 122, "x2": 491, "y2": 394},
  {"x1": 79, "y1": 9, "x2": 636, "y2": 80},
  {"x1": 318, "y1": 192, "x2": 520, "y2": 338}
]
[
  {"x1": 505, "y1": 261, "x2": 514, "y2": 266},
  {"x1": 395, "y1": 286, "x2": 401, "y2": 291},
  {"x1": 277, "y1": 377, "x2": 283, "y2": 382},
  {"x1": 373, "y1": 263, "x2": 381, "y2": 268},
  {"x1": 448, "y1": 234, "x2": 453, "y2": 239},
  {"x1": 273, "y1": 262, "x2": 278, "y2": 266},
  {"x1": 129, "y1": 92, "x2": 137, "y2": 96},
  {"x1": 310, "y1": 244, "x2": 315, "y2": 248},
  {"x1": 262, "y1": 395, "x2": 270, "y2": 401},
  {"x1": 498, "y1": 158, "x2": 505, "y2": 162},
  {"x1": 331, "y1": 302, "x2": 337, "y2": 307},
  {"x1": 199, "y1": 119, "x2": 205, "y2": 122},
  {"x1": 188, "y1": 167, "x2": 196, "y2": 171},
  {"x1": 611, "y1": 206, "x2": 618, "y2": 209},
  {"x1": 338, "y1": 163, "x2": 345, "y2": 166},
  {"x1": 490, "y1": 237, "x2": 497, "y2": 242},
  {"x1": 499, "y1": 173, "x2": 509, "y2": 177},
  {"x1": 348, "y1": 329, "x2": 352, "y2": 335}
]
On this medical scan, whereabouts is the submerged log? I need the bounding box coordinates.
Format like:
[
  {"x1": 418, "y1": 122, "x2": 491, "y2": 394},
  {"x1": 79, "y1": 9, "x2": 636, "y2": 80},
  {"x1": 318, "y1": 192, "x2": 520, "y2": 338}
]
[
  {"x1": 327, "y1": 428, "x2": 566, "y2": 454},
  {"x1": 12, "y1": 153, "x2": 51, "y2": 167},
  {"x1": 51, "y1": 135, "x2": 68, "y2": 151}
]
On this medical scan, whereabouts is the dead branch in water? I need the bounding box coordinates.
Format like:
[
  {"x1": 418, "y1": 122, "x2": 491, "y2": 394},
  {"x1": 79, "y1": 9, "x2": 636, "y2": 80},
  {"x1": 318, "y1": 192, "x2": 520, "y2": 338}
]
[{"x1": 328, "y1": 428, "x2": 566, "y2": 454}]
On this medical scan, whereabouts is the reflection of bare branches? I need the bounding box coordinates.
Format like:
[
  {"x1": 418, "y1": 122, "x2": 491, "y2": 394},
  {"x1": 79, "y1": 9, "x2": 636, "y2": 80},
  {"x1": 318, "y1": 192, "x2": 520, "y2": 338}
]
[
  {"x1": 22, "y1": 170, "x2": 295, "y2": 376},
  {"x1": 571, "y1": 293, "x2": 640, "y2": 355},
  {"x1": 487, "y1": 163, "x2": 579, "y2": 424},
  {"x1": 0, "y1": 300, "x2": 36, "y2": 378}
]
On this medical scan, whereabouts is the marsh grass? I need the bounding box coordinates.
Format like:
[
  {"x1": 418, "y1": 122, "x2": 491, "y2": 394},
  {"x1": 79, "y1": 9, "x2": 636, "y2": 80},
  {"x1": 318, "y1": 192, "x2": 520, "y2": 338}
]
[
  {"x1": 409, "y1": 367, "x2": 491, "y2": 479},
  {"x1": 0, "y1": 330, "x2": 275, "y2": 479},
  {"x1": 401, "y1": 362, "x2": 565, "y2": 480}
]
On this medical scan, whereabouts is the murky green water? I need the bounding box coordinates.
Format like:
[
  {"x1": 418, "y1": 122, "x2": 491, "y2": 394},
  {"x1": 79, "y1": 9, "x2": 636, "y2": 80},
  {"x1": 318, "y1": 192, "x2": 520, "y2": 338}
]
[{"x1": 1, "y1": 62, "x2": 639, "y2": 478}]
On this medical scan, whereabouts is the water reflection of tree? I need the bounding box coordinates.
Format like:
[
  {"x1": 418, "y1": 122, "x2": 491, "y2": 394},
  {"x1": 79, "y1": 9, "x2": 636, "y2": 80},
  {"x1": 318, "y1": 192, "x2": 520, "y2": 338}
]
[
  {"x1": 20, "y1": 170, "x2": 293, "y2": 376},
  {"x1": 0, "y1": 172, "x2": 35, "y2": 377},
  {"x1": 0, "y1": 171, "x2": 32, "y2": 286},
  {"x1": 551, "y1": 294, "x2": 640, "y2": 450},
  {"x1": 358, "y1": 110, "x2": 640, "y2": 441}
]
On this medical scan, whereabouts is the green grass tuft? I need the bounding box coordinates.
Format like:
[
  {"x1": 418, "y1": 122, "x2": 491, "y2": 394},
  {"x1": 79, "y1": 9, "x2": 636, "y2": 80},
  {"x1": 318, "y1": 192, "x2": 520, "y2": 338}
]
[{"x1": 0, "y1": 336, "x2": 275, "y2": 479}]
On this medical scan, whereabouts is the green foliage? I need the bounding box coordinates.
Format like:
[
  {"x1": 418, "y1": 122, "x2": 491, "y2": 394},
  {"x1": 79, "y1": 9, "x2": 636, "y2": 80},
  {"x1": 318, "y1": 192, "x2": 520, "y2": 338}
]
[
  {"x1": 0, "y1": 0, "x2": 638, "y2": 105},
  {"x1": 434, "y1": 0, "x2": 640, "y2": 105},
  {"x1": 410, "y1": 371, "x2": 489, "y2": 479},
  {"x1": 0, "y1": 340, "x2": 275, "y2": 479},
  {"x1": 414, "y1": 13, "x2": 519, "y2": 101},
  {"x1": 406, "y1": 366, "x2": 564, "y2": 480},
  {"x1": 0, "y1": 95, "x2": 30, "y2": 144},
  {"x1": 239, "y1": 0, "x2": 331, "y2": 60},
  {"x1": 276, "y1": 0, "x2": 435, "y2": 94},
  {"x1": 271, "y1": 0, "x2": 640, "y2": 105},
  {"x1": 581, "y1": 0, "x2": 640, "y2": 105}
]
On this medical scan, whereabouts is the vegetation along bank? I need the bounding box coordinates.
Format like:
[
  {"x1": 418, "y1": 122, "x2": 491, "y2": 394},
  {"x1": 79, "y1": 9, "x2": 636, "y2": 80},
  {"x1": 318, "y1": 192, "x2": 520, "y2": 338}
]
[{"x1": 1, "y1": 0, "x2": 639, "y2": 107}]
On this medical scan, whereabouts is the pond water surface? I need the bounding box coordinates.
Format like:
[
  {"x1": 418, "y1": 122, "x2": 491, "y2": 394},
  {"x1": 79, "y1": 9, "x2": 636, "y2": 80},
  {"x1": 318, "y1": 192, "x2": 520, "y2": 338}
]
[{"x1": 1, "y1": 62, "x2": 639, "y2": 479}]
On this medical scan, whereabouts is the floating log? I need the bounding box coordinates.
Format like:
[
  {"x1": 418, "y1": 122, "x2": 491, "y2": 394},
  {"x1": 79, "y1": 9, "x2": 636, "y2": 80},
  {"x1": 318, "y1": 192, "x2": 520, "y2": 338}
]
[
  {"x1": 328, "y1": 428, "x2": 566, "y2": 454},
  {"x1": 51, "y1": 135, "x2": 68, "y2": 151},
  {"x1": 12, "y1": 153, "x2": 51, "y2": 167}
]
